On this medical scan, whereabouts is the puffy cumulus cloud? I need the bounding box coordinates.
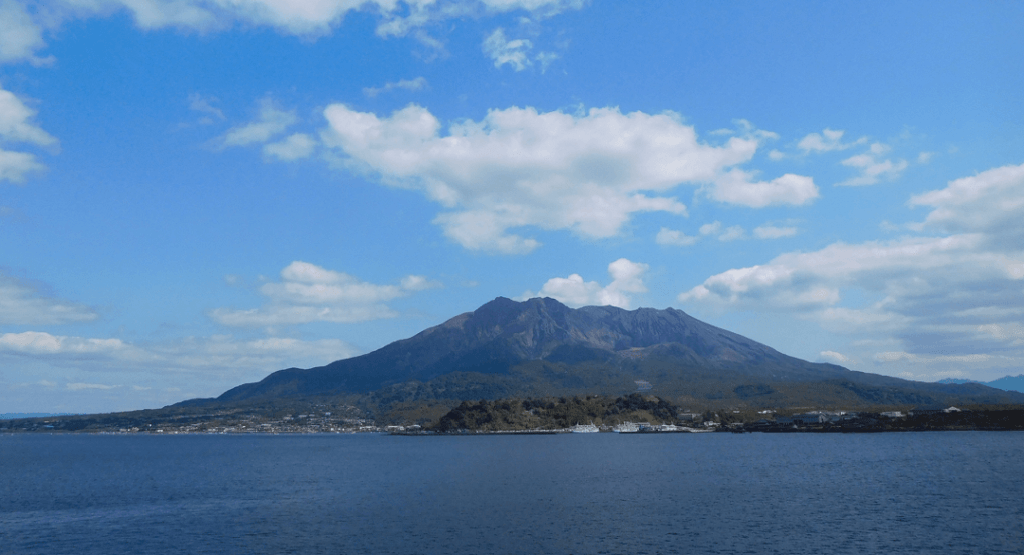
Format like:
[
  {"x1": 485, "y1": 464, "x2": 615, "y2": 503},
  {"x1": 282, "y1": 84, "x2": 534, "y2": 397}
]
[
  {"x1": 0, "y1": 85, "x2": 58, "y2": 182},
  {"x1": 518, "y1": 258, "x2": 648, "y2": 309},
  {"x1": 837, "y1": 143, "x2": 908, "y2": 186},
  {"x1": 363, "y1": 76, "x2": 428, "y2": 98},
  {"x1": 797, "y1": 128, "x2": 865, "y2": 153},
  {"x1": 681, "y1": 162, "x2": 1024, "y2": 372},
  {"x1": 908, "y1": 162, "x2": 1024, "y2": 248},
  {"x1": 2, "y1": 1, "x2": 585, "y2": 65},
  {"x1": 321, "y1": 103, "x2": 811, "y2": 253},
  {"x1": 209, "y1": 260, "x2": 440, "y2": 326},
  {"x1": 707, "y1": 170, "x2": 818, "y2": 208},
  {"x1": 220, "y1": 97, "x2": 297, "y2": 147},
  {"x1": 263, "y1": 133, "x2": 317, "y2": 161},
  {"x1": 753, "y1": 224, "x2": 798, "y2": 239},
  {"x1": 0, "y1": 273, "x2": 97, "y2": 325}
]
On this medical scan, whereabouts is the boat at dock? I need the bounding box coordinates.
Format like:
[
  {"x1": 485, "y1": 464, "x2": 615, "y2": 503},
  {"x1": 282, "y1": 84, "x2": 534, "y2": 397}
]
[{"x1": 612, "y1": 422, "x2": 640, "y2": 433}]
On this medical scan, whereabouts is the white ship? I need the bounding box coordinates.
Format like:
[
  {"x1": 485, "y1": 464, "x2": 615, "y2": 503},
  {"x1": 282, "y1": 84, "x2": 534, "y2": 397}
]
[
  {"x1": 570, "y1": 422, "x2": 600, "y2": 433},
  {"x1": 612, "y1": 421, "x2": 639, "y2": 433}
]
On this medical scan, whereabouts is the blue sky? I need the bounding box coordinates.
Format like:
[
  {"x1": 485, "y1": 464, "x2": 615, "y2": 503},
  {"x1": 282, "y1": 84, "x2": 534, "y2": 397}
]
[{"x1": 2, "y1": 0, "x2": 1023, "y2": 413}]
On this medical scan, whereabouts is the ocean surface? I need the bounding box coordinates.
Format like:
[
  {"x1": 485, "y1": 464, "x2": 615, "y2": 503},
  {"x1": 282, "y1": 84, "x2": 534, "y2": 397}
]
[{"x1": 2, "y1": 432, "x2": 1022, "y2": 555}]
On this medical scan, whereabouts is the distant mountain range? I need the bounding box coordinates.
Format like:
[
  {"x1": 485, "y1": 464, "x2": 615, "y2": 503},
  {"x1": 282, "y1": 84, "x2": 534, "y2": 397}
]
[
  {"x1": 937, "y1": 375, "x2": 1024, "y2": 394},
  {"x1": 195, "y1": 297, "x2": 1024, "y2": 411}
]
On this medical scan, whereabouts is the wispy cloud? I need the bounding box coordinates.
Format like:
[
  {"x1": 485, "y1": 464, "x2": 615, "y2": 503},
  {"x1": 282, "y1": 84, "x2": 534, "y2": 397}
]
[
  {"x1": 0, "y1": 85, "x2": 58, "y2": 182},
  {"x1": 838, "y1": 143, "x2": 908, "y2": 186},
  {"x1": 797, "y1": 128, "x2": 866, "y2": 153},
  {"x1": 188, "y1": 92, "x2": 225, "y2": 124},
  {"x1": 209, "y1": 261, "x2": 441, "y2": 327},
  {"x1": 220, "y1": 97, "x2": 297, "y2": 147},
  {"x1": 0, "y1": 273, "x2": 97, "y2": 325},
  {"x1": 363, "y1": 77, "x2": 428, "y2": 98},
  {"x1": 2, "y1": 0, "x2": 587, "y2": 67}
]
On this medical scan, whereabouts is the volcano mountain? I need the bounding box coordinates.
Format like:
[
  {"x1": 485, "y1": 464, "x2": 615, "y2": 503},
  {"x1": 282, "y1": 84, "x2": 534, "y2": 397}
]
[{"x1": 207, "y1": 297, "x2": 1024, "y2": 410}]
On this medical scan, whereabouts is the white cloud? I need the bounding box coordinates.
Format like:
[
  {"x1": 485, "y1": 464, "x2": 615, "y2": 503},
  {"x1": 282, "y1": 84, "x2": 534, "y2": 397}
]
[
  {"x1": 221, "y1": 98, "x2": 297, "y2": 147},
  {"x1": 188, "y1": 92, "x2": 225, "y2": 122},
  {"x1": 680, "y1": 162, "x2": 1024, "y2": 367},
  {"x1": 753, "y1": 224, "x2": 798, "y2": 239},
  {"x1": 0, "y1": 330, "x2": 359, "y2": 377},
  {"x1": 658, "y1": 221, "x2": 753, "y2": 246},
  {"x1": 209, "y1": 260, "x2": 438, "y2": 326},
  {"x1": 321, "y1": 103, "x2": 810, "y2": 253},
  {"x1": 0, "y1": 331, "x2": 124, "y2": 355},
  {"x1": 0, "y1": 87, "x2": 57, "y2": 147},
  {"x1": 707, "y1": 170, "x2": 818, "y2": 208},
  {"x1": 377, "y1": 0, "x2": 584, "y2": 38},
  {"x1": 699, "y1": 221, "x2": 721, "y2": 236},
  {"x1": 797, "y1": 128, "x2": 865, "y2": 153},
  {"x1": 718, "y1": 225, "x2": 745, "y2": 242},
  {"x1": 483, "y1": 27, "x2": 533, "y2": 70},
  {"x1": 873, "y1": 351, "x2": 994, "y2": 366},
  {"x1": 0, "y1": 85, "x2": 57, "y2": 182},
  {"x1": 519, "y1": 258, "x2": 648, "y2": 309},
  {"x1": 400, "y1": 274, "x2": 442, "y2": 291},
  {"x1": 0, "y1": 0, "x2": 51, "y2": 65},
  {"x1": 908, "y1": 162, "x2": 1024, "y2": 247},
  {"x1": 837, "y1": 143, "x2": 908, "y2": 186},
  {"x1": 656, "y1": 227, "x2": 699, "y2": 247},
  {"x1": 0, "y1": 148, "x2": 45, "y2": 183},
  {"x1": 363, "y1": 76, "x2": 428, "y2": 97},
  {"x1": 3, "y1": 1, "x2": 586, "y2": 65},
  {"x1": 263, "y1": 133, "x2": 317, "y2": 161},
  {"x1": 0, "y1": 273, "x2": 97, "y2": 325},
  {"x1": 66, "y1": 382, "x2": 119, "y2": 391},
  {"x1": 819, "y1": 350, "x2": 850, "y2": 363},
  {"x1": 534, "y1": 50, "x2": 558, "y2": 72}
]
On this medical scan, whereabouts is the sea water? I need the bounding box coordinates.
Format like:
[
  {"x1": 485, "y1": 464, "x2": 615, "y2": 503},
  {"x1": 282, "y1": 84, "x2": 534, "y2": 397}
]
[{"x1": 1, "y1": 432, "x2": 1022, "y2": 555}]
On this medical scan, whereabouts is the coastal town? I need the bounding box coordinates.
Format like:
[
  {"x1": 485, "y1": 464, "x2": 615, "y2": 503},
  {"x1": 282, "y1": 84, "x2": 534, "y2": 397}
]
[{"x1": 4, "y1": 400, "x2": 1024, "y2": 434}]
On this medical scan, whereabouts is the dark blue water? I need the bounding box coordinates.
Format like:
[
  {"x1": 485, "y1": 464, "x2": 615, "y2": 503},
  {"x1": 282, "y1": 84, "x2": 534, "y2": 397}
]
[{"x1": 2, "y1": 432, "x2": 1022, "y2": 555}]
